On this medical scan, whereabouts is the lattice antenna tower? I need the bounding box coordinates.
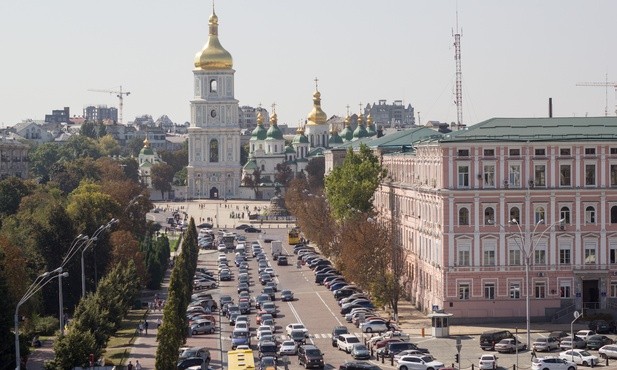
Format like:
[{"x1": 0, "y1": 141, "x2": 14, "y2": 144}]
[{"x1": 453, "y1": 4, "x2": 464, "y2": 129}]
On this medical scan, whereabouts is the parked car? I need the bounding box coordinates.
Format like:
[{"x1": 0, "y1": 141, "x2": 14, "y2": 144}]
[
  {"x1": 549, "y1": 331, "x2": 570, "y2": 342},
  {"x1": 559, "y1": 349, "x2": 599, "y2": 367},
  {"x1": 339, "y1": 361, "x2": 382, "y2": 370},
  {"x1": 396, "y1": 355, "x2": 444, "y2": 370},
  {"x1": 331, "y1": 325, "x2": 350, "y2": 347},
  {"x1": 177, "y1": 357, "x2": 209, "y2": 370},
  {"x1": 379, "y1": 342, "x2": 429, "y2": 357},
  {"x1": 575, "y1": 330, "x2": 596, "y2": 342},
  {"x1": 599, "y1": 344, "x2": 617, "y2": 359},
  {"x1": 478, "y1": 354, "x2": 498, "y2": 370},
  {"x1": 479, "y1": 330, "x2": 514, "y2": 351},
  {"x1": 559, "y1": 336, "x2": 587, "y2": 350},
  {"x1": 588, "y1": 320, "x2": 612, "y2": 334},
  {"x1": 190, "y1": 319, "x2": 215, "y2": 335},
  {"x1": 351, "y1": 344, "x2": 371, "y2": 360},
  {"x1": 494, "y1": 338, "x2": 527, "y2": 353},
  {"x1": 245, "y1": 227, "x2": 262, "y2": 233},
  {"x1": 360, "y1": 320, "x2": 388, "y2": 333},
  {"x1": 531, "y1": 357, "x2": 577, "y2": 370},
  {"x1": 585, "y1": 335, "x2": 613, "y2": 350},
  {"x1": 298, "y1": 344, "x2": 324, "y2": 369},
  {"x1": 532, "y1": 337, "x2": 560, "y2": 352},
  {"x1": 259, "y1": 356, "x2": 277, "y2": 370}
]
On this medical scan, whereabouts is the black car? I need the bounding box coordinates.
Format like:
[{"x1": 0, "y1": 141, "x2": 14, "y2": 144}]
[
  {"x1": 177, "y1": 357, "x2": 209, "y2": 370},
  {"x1": 586, "y1": 335, "x2": 614, "y2": 349},
  {"x1": 236, "y1": 224, "x2": 251, "y2": 230},
  {"x1": 245, "y1": 227, "x2": 262, "y2": 233},
  {"x1": 197, "y1": 222, "x2": 213, "y2": 229},
  {"x1": 280, "y1": 290, "x2": 294, "y2": 301},
  {"x1": 298, "y1": 345, "x2": 324, "y2": 369},
  {"x1": 331, "y1": 325, "x2": 349, "y2": 347},
  {"x1": 277, "y1": 256, "x2": 288, "y2": 266},
  {"x1": 339, "y1": 361, "x2": 382, "y2": 370},
  {"x1": 589, "y1": 320, "x2": 612, "y2": 334}
]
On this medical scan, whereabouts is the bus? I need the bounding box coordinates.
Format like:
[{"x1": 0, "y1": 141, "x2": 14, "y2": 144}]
[
  {"x1": 227, "y1": 349, "x2": 255, "y2": 370},
  {"x1": 288, "y1": 228, "x2": 301, "y2": 245}
]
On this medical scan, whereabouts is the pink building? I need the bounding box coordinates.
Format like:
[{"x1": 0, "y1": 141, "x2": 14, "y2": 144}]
[{"x1": 371, "y1": 117, "x2": 617, "y2": 323}]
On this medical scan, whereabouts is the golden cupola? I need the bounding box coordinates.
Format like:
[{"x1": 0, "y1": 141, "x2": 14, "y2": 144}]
[
  {"x1": 306, "y1": 90, "x2": 328, "y2": 125},
  {"x1": 194, "y1": 8, "x2": 233, "y2": 70}
]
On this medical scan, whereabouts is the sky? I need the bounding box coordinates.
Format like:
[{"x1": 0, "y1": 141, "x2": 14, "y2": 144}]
[{"x1": 1, "y1": 1, "x2": 616, "y2": 128}]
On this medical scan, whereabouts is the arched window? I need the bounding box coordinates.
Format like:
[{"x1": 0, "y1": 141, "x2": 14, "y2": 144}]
[
  {"x1": 458, "y1": 208, "x2": 469, "y2": 226},
  {"x1": 209, "y1": 139, "x2": 219, "y2": 162},
  {"x1": 484, "y1": 207, "x2": 495, "y2": 225},
  {"x1": 586, "y1": 206, "x2": 596, "y2": 224},
  {"x1": 510, "y1": 207, "x2": 520, "y2": 223},
  {"x1": 560, "y1": 206, "x2": 571, "y2": 224},
  {"x1": 535, "y1": 206, "x2": 545, "y2": 224},
  {"x1": 210, "y1": 79, "x2": 217, "y2": 93},
  {"x1": 612, "y1": 206, "x2": 617, "y2": 224}
]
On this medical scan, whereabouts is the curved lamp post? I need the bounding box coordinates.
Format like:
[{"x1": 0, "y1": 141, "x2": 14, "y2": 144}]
[
  {"x1": 81, "y1": 218, "x2": 119, "y2": 297},
  {"x1": 14, "y1": 267, "x2": 63, "y2": 370}
]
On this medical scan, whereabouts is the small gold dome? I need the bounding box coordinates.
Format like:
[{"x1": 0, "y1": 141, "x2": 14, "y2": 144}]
[
  {"x1": 345, "y1": 114, "x2": 351, "y2": 126},
  {"x1": 143, "y1": 138, "x2": 150, "y2": 147},
  {"x1": 306, "y1": 90, "x2": 327, "y2": 125},
  {"x1": 257, "y1": 111, "x2": 264, "y2": 125},
  {"x1": 194, "y1": 9, "x2": 233, "y2": 70},
  {"x1": 366, "y1": 113, "x2": 373, "y2": 125},
  {"x1": 270, "y1": 112, "x2": 278, "y2": 125}
]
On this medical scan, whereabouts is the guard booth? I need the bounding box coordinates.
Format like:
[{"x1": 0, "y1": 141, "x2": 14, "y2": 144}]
[{"x1": 427, "y1": 311, "x2": 453, "y2": 338}]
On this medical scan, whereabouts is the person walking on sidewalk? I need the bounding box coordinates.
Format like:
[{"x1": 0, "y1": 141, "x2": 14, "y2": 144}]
[
  {"x1": 135, "y1": 360, "x2": 142, "y2": 370},
  {"x1": 144, "y1": 320, "x2": 149, "y2": 335},
  {"x1": 127, "y1": 361, "x2": 134, "y2": 370}
]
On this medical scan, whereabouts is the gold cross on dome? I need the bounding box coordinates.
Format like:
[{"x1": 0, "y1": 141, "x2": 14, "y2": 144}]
[{"x1": 314, "y1": 77, "x2": 319, "y2": 91}]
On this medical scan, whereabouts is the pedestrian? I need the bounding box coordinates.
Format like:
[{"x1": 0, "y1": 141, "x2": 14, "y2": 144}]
[
  {"x1": 144, "y1": 320, "x2": 149, "y2": 334},
  {"x1": 127, "y1": 361, "x2": 134, "y2": 370},
  {"x1": 157, "y1": 318, "x2": 162, "y2": 328},
  {"x1": 135, "y1": 360, "x2": 142, "y2": 370},
  {"x1": 531, "y1": 348, "x2": 536, "y2": 359},
  {"x1": 138, "y1": 322, "x2": 143, "y2": 335}
]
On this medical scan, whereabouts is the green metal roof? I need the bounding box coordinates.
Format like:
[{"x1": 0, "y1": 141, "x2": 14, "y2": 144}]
[
  {"x1": 334, "y1": 127, "x2": 444, "y2": 150},
  {"x1": 442, "y1": 117, "x2": 617, "y2": 142}
]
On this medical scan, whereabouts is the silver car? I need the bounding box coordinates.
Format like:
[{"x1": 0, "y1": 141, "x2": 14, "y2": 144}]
[{"x1": 532, "y1": 337, "x2": 560, "y2": 352}]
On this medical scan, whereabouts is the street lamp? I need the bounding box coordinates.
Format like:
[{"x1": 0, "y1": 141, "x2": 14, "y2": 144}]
[
  {"x1": 14, "y1": 267, "x2": 63, "y2": 370},
  {"x1": 56, "y1": 270, "x2": 69, "y2": 335},
  {"x1": 81, "y1": 219, "x2": 119, "y2": 297},
  {"x1": 510, "y1": 217, "x2": 565, "y2": 347}
]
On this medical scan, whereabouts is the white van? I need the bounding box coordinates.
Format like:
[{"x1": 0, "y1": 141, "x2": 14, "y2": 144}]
[{"x1": 236, "y1": 243, "x2": 246, "y2": 254}]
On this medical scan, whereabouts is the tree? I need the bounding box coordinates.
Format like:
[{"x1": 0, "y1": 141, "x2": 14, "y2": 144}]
[
  {"x1": 324, "y1": 144, "x2": 387, "y2": 221},
  {"x1": 28, "y1": 142, "x2": 63, "y2": 181},
  {"x1": 0, "y1": 177, "x2": 33, "y2": 220},
  {"x1": 305, "y1": 156, "x2": 325, "y2": 191},
  {"x1": 274, "y1": 163, "x2": 293, "y2": 187},
  {"x1": 80, "y1": 121, "x2": 98, "y2": 139},
  {"x1": 97, "y1": 134, "x2": 121, "y2": 157},
  {"x1": 151, "y1": 163, "x2": 175, "y2": 199}
]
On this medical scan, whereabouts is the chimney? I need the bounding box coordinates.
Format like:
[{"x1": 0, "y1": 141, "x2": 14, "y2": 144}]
[{"x1": 549, "y1": 98, "x2": 553, "y2": 118}]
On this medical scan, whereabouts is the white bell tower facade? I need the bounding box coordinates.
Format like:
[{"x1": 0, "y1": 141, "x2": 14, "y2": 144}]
[{"x1": 187, "y1": 7, "x2": 241, "y2": 199}]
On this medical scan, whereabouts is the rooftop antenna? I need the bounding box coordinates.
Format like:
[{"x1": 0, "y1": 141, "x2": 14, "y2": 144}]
[
  {"x1": 576, "y1": 73, "x2": 617, "y2": 116},
  {"x1": 453, "y1": 1, "x2": 464, "y2": 129}
]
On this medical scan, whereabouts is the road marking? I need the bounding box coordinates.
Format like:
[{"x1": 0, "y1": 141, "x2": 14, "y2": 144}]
[
  {"x1": 287, "y1": 301, "x2": 315, "y2": 345},
  {"x1": 316, "y1": 291, "x2": 344, "y2": 326}
]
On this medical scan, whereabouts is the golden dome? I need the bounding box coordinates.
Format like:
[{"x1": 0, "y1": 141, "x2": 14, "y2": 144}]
[
  {"x1": 306, "y1": 90, "x2": 327, "y2": 125},
  {"x1": 194, "y1": 9, "x2": 233, "y2": 70},
  {"x1": 344, "y1": 114, "x2": 351, "y2": 126},
  {"x1": 366, "y1": 113, "x2": 373, "y2": 125},
  {"x1": 143, "y1": 138, "x2": 150, "y2": 147}
]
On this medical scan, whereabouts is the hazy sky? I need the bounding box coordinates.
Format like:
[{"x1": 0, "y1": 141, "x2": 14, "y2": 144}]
[{"x1": 1, "y1": 1, "x2": 616, "y2": 128}]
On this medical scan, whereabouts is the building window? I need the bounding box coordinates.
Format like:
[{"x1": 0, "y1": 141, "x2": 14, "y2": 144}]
[
  {"x1": 509, "y1": 249, "x2": 521, "y2": 265},
  {"x1": 611, "y1": 248, "x2": 617, "y2": 264},
  {"x1": 484, "y1": 283, "x2": 495, "y2": 300},
  {"x1": 560, "y1": 206, "x2": 571, "y2": 224},
  {"x1": 509, "y1": 282, "x2": 521, "y2": 299},
  {"x1": 560, "y1": 165, "x2": 571, "y2": 186},
  {"x1": 611, "y1": 165, "x2": 617, "y2": 186},
  {"x1": 484, "y1": 164, "x2": 495, "y2": 187},
  {"x1": 458, "y1": 247, "x2": 470, "y2": 266},
  {"x1": 585, "y1": 147, "x2": 596, "y2": 155},
  {"x1": 559, "y1": 248, "x2": 571, "y2": 265},
  {"x1": 509, "y1": 165, "x2": 521, "y2": 187},
  {"x1": 458, "y1": 165, "x2": 469, "y2": 187},
  {"x1": 585, "y1": 247, "x2": 596, "y2": 264},
  {"x1": 535, "y1": 283, "x2": 546, "y2": 299},
  {"x1": 458, "y1": 208, "x2": 469, "y2": 226},
  {"x1": 585, "y1": 164, "x2": 596, "y2": 186},
  {"x1": 560, "y1": 284, "x2": 571, "y2": 298},
  {"x1": 611, "y1": 148, "x2": 617, "y2": 155},
  {"x1": 534, "y1": 249, "x2": 546, "y2": 265},
  {"x1": 457, "y1": 149, "x2": 469, "y2": 157},
  {"x1": 560, "y1": 148, "x2": 571, "y2": 156},
  {"x1": 535, "y1": 206, "x2": 545, "y2": 223},
  {"x1": 612, "y1": 206, "x2": 617, "y2": 224},
  {"x1": 209, "y1": 79, "x2": 217, "y2": 93},
  {"x1": 484, "y1": 207, "x2": 495, "y2": 225},
  {"x1": 611, "y1": 282, "x2": 617, "y2": 298},
  {"x1": 510, "y1": 207, "x2": 520, "y2": 223},
  {"x1": 535, "y1": 148, "x2": 546, "y2": 156},
  {"x1": 484, "y1": 149, "x2": 495, "y2": 157},
  {"x1": 209, "y1": 139, "x2": 219, "y2": 162},
  {"x1": 483, "y1": 248, "x2": 496, "y2": 266},
  {"x1": 509, "y1": 148, "x2": 520, "y2": 156},
  {"x1": 585, "y1": 206, "x2": 596, "y2": 224},
  {"x1": 534, "y1": 165, "x2": 546, "y2": 186},
  {"x1": 459, "y1": 283, "x2": 470, "y2": 300}
]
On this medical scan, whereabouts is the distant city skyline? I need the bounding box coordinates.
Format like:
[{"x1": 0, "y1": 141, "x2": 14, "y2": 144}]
[{"x1": 1, "y1": 1, "x2": 616, "y2": 127}]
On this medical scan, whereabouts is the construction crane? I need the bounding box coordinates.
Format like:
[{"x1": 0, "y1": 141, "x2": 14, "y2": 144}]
[
  {"x1": 88, "y1": 86, "x2": 131, "y2": 124},
  {"x1": 576, "y1": 75, "x2": 617, "y2": 116}
]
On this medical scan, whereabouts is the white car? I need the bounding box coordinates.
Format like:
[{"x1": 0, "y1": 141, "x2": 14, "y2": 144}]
[
  {"x1": 256, "y1": 327, "x2": 273, "y2": 341},
  {"x1": 359, "y1": 320, "x2": 388, "y2": 333},
  {"x1": 278, "y1": 340, "x2": 298, "y2": 355},
  {"x1": 234, "y1": 322, "x2": 249, "y2": 331},
  {"x1": 599, "y1": 344, "x2": 617, "y2": 359},
  {"x1": 217, "y1": 244, "x2": 227, "y2": 252},
  {"x1": 264, "y1": 267, "x2": 276, "y2": 276},
  {"x1": 575, "y1": 330, "x2": 596, "y2": 341},
  {"x1": 286, "y1": 323, "x2": 309, "y2": 336},
  {"x1": 394, "y1": 350, "x2": 431, "y2": 362},
  {"x1": 559, "y1": 349, "x2": 599, "y2": 367},
  {"x1": 532, "y1": 337, "x2": 561, "y2": 352},
  {"x1": 336, "y1": 334, "x2": 361, "y2": 353},
  {"x1": 479, "y1": 354, "x2": 498, "y2": 370},
  {"x1": 397, "y1": 355, "x2": 445, "y2": 370},
  {"x1": 532, "y1": 357, "x2": 577, "y2": 370}
]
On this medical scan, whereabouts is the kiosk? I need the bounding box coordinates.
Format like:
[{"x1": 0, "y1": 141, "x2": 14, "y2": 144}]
[{"x1": 427, "y1": 311, "x2": 453, "y2": 338}]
